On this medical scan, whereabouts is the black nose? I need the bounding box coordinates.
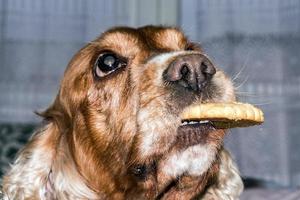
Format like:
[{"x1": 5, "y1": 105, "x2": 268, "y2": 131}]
[{"x1": 163, "y1": 54, "x2": 216, "y2": 92}]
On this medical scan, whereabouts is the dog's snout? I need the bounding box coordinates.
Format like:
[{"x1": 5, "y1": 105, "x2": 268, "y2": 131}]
[{"x1": 164, "y1": 54, "x2": 216, "y2": 92}]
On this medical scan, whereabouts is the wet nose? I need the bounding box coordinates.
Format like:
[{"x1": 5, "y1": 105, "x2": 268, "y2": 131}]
[{"x1": 163, "y1": 54, "x2": 216, "y2": 92}]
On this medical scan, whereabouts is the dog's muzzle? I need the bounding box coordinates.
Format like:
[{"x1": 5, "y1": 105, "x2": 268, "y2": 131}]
[{"x1": 163, "y1": 54, "x2": 216, "y2": 92}]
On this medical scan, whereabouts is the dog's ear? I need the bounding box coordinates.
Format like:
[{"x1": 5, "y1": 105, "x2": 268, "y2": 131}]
[
  {"x1": 2, "y1": 120, "x2": 97, "y2": 199},
  {"x1": 38, "y1": 44, "x2": 96, "y2": 131},
  {"x1": 37, "y1": 93, "x2": 72, "y2": 133},
  {"x1": 202, "y1": 149, "x2": 244, "y2": 200},
  {"x1": 2, "y1": 123, "x2": 60, "y2": 199}
]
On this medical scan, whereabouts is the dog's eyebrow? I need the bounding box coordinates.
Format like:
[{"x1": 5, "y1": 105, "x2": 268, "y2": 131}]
[
  {"x1": 91, "y1": 31, "x2": 144, "y2": 58},
  {"x1": 140, "y1": 28, "x2": 188, "y2": 51}
]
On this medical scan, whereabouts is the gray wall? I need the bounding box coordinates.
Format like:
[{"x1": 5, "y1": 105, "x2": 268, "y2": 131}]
[
  {"x1": 180, "y1": 0, "x2": 300, "y2": 187},
  {"x1": 1, "y1": 0, "x2": 300, "y2": 188}
]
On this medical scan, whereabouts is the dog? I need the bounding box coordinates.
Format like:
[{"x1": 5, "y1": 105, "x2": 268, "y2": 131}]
[{"x1": 2, "y1": 26, "x2": 243, "y2": 199}]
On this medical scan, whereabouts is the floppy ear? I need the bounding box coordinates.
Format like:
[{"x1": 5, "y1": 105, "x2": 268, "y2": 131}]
[
  {"x1": 202, "y1": 148, "x2": 244, "y2": 200},
  {"x1": 2, "y1": 112, "x2": 98, "y2": 199},
  {"x1": 2, "y1": 122, "x2": 60, "y2": 199},
  {"x1": 2, "y1": 52, "x2": 91, "y2": 199},
  {"x1": 39, "y1": 42, "x2": 95, "y2": 125}
]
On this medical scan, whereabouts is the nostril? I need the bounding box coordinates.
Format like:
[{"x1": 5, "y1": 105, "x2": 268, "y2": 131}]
[
  {"x1": 201, "y1": 61, "x2": 216, "y2": 78},
  {"x1": 178, "y1": 64, "x2": 194, "y2": 89},
  {"x1": 180, "y1": 64, "x2": 189, "y2": 79}
]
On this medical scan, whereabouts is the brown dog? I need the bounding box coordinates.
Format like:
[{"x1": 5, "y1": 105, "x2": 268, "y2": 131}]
[{"x1": 2, "y1": 26, "x2": 243, "y2": 199}]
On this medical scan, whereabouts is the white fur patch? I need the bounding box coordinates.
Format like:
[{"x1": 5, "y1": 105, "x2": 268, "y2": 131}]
[
  {"x1": 212, "y1": 70, "x2": 236, "y2": 102},
  {"x1": 148, "y1": 51, "x2": 211, "y2": 66},
  {"x1": 160, "y1": 144, "x2": 216, "y2": 178},
  {"x1": 148, "y1": 51, "x2": 186, "y2": 66},
  {"x1": 138, "y1": 108, "x2": 178, "y2": 157}
]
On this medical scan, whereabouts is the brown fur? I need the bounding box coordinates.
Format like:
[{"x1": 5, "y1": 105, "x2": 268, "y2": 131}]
[{"x1": 2, "y1": 26, "x2": 242, "y2": 200}]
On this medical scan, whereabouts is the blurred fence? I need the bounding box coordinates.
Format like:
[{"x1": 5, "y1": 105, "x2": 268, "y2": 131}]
[
  {"x1": 180, "y1": 0, "x2": 300, "y2": 187},
  {"x1": 0, "y1": 0, "x2": 300, "y2": 187}
]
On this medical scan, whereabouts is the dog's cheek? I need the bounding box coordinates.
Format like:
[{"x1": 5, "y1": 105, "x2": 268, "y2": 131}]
[
  {"x1": 137, "y1": 107, "x2": 179, "y2": 158},
  {"x1": 86, "y1": 79, "x2": 138, "y2": 148},
  {"x1": 135, "y1": 62, "x2": 181, "y2": 159}
]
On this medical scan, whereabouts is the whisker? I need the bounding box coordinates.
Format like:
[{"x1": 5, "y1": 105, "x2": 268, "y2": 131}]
[
  {"x1": 251, "y1": 101, "x2": 273, "y2": 106},
  {"x1": 234, "y1": 76, "x2": 249, "y2": 89},
  {"x1": 231, "y1": 50, "x2": 251, "y2": 82},
  {"x1": 235, "y1": 91, "x2": 260, "y2": 96},
  {"x1": 235, "y1": 90, "x2": 271, "y2": 99},
  {"x1": 236, "y1": 93, "x2": 260, "y2": 98}
]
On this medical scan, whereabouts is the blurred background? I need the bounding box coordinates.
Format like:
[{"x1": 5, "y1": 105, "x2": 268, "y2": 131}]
[{"x1": 0, "y1": 0, "x2": 300, "y2": 199}]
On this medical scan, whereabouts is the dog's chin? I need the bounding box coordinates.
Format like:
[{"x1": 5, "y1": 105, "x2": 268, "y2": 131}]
[
  {"x1": 154, "y1": 118, "x2": 224, "y2": 185},
  {"x1": 175, "y1": 121, "x2": 216, "y2": 149}
]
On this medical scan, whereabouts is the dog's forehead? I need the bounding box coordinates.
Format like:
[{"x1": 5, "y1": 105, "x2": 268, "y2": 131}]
[
  {"x1": 94, "y1": 28, "x2": 141, "y2": 58},
  {"x1": 94, "y1": 26, "x2": 188, "y2": 57},
  {"x1": 138, "y1": 26, "x2": 188, "y2": 50}
]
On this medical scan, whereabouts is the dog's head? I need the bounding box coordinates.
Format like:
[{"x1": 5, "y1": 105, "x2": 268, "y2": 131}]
[{"x1": 44, "y1": 26, "x2": 235, "y2": 198}]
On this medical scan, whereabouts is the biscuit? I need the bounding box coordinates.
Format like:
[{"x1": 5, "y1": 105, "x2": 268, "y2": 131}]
[{"x1": 181, "y1": 102, "x2": 264, "y2": 128}]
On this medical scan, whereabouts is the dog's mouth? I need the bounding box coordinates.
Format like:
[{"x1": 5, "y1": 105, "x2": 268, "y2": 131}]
[{"x1": 175, "y1": 120, "x2": 216, "y2": 149}]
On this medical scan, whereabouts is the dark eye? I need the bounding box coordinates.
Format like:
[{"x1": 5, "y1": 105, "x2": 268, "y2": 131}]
[{"x1": 94, "y1": 52, "x2": 126, "y2": 78}]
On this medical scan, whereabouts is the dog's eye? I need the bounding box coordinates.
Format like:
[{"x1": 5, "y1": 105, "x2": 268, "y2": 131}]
[{"x1": 94, "y1": 52, "x2": 126, "y2": 78}]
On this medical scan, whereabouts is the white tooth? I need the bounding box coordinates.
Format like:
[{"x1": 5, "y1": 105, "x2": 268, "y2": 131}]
[
  {"x1": 199, "y1": 120, "x2": 210, "y2": 124},
  {"x1": 182, "y1": 121, "x2": 188, "y2": 125},
  {"x1": 181, "y1": 120, "x2": 211, "y2": 126}
]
